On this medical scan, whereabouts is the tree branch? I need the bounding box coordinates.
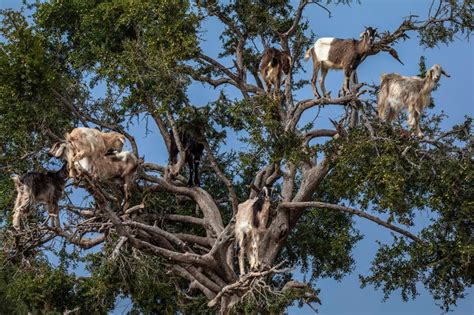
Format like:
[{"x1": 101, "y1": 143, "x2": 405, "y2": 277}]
[{"x1": 280, "y1": 201, "x2": 427, "y2": 245}]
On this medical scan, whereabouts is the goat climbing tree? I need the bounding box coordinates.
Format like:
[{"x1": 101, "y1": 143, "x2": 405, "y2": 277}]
[{"x1": 0, "y1": 1, "x2": 472, "y2": 314}]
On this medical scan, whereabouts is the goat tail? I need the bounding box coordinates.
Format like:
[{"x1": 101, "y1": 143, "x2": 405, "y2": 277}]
[{"x1": 304, "y1": 47, "x2": 313, "y2": 61}]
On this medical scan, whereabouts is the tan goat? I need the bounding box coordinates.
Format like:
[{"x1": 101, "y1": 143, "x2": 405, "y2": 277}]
[
  {"x1": 50, "y1": 142, "x2": 140, "y2": 209},
  {"x1": 378, "y1": 64, "x2": 450, "y2": 137},
  {"x1": 64, "y1": 127, "x2": 125, "y2": 179}
]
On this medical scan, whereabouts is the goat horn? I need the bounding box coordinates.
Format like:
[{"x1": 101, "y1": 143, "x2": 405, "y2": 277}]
[
  {"x1": 386, "y1": 47, "x2": 404, "y2": 65},
  {"x1": 441, "y1": 69, "x2": 451, "y2": 77}
]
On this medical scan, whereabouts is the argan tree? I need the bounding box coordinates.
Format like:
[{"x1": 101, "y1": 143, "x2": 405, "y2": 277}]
[{"x1": 0, "y1": 1, "x2": 472, "y2": 314}]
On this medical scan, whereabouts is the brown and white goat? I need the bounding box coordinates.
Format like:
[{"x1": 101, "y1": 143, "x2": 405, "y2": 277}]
[
  {"x1": 50, "y1": 142, "x2": 140, "y2": 209},
  {"x1": 377, "y1": 64, "x2": 450, "y2": 138},
  {"x1": 64, "y1": 127, "x2": 125, "y2": 179},
  {"x1": 305, "y1": 27, "x2": 377, "y2": 98},
  {"x1": 260, "y1": 48, "x2": 292, "y2": 99},
  {"x1": 235, "y1": 187, "x2": 271, "y2": 276},
  {"x1": 93, "y1": 151, "x2": 141, "y2": 209},
  {"x1": 11, "y1": 164, "x2": 68, "y2": 230}
]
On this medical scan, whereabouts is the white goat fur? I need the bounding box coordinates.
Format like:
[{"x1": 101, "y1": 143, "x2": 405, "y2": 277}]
[
  {"x1": 378, "y1": 64, "x2": 450, "y2": 137},
  {"x1": 235, "y1": 187, "x2": 271, "y2": 276},
  {"x1": 65, "y1": 127, "x2": 125, "y2": 178}
]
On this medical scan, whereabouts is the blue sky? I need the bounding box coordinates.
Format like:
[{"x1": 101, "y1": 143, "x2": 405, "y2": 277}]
[{"x1": 2, "y1": 0, "x2": 473, "y2": 314}]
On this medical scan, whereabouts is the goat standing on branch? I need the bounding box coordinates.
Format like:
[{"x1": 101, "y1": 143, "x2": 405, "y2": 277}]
[
  {"x1": 260, "y1": 48, "x2": 292, "y2": 99},
  {"x1": 169, "y1": 129, "x2": 205, "y2": 187},
  {"x1": 11, "y1": 164, "x2": 68, "y2": 230},
  {"x1": 235, "y1": 187, "x2": 272, "y2": 276},
  {"x1": 64, "y1": 127, "x2": 126, "y2": 179},
  {"x1": 305, "y1": 27, "x2": 378, "y2": 98},
  {"x1": 378, "y1": 64, "x2": 450, "y2": 138},
  {"x1": 50, "y1": 142, "x2": 141, "y2": 209}
]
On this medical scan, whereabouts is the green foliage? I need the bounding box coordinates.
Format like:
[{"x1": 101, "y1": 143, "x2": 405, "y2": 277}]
[
  {"x1": 418, "y1": 0, "x2": 473, "y2": 47},
  {"x1": 0, "y1": 10, "x2": 73, "y2": 167},
  {"x1": 0, "y1": 249, "x2": 115, "y2": 314},
  {"x1": 285, "y1": 208, "x2": 362, "y2": 281},
  {"x1": 322, "y1": 116, "x2": 473, "y2": 312}
]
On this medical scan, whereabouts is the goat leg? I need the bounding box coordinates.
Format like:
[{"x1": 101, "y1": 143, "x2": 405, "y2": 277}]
[
  {"x1": 193, "y1": 159, "x2": 201, "y2": 187},
  {"x1": 238, "y1": 236, "x2": 246, "y2": 277},
  {"x1": 311, "y1": 61, "x2": 322, "y2": 98},
  {"x1": 319, "y1": 67, "x2": 330, "y2": 98},
  {"x1": 274, "y1": 72, "x2": 281, "y2": 100}
]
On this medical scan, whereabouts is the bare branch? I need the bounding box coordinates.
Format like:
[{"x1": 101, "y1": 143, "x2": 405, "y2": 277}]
[
  {"x1": 280, "y1": 201, "x2": 426, "y2": 245},
  {"x1": 284, "y1": 0, "x2": 309, "y2": 37}
]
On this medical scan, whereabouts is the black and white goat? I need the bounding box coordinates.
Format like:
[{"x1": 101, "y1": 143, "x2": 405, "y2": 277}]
[
  {"x1": 377, "y1": 64, "x2": 450, "y2": 137},
  {"x1": 235, "y1": 187, "x2": 271, "y2": 276},
  {"x1": 305, "y1": 27, "x2": 377, "y2": 98},
  {"x1": 11, "y1": 164, "x2": 68, "y2": 230},
  {"x1": 169, "y1": 130, "x2": 205, "y2": 187},
  {"x1": 50, "y1": 142, "x2": 141, "y2": 209},
  {"x1": 260, "y1": 47, "x2": 292, "y2": 99}
]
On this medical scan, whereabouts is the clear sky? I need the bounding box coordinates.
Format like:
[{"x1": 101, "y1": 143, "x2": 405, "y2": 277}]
[{"x1": 1, "y1": 0, "x2": 473, "y2": 314}]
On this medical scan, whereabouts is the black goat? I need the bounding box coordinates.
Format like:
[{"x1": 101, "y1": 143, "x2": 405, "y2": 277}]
[
  {"x1": 11, "y1": 164, "x2": 68, "y2": 230},
  {"x1": 169, "y1": 129, "x2": 205, "y2": 187}
]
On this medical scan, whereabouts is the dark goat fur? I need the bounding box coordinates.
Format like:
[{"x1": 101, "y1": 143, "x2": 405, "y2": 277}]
[
  {"x1": 260, "y1": 47, "x2": 292, "y2": 98},
  {"x1": 12, "y1": 164, "x2": 68, "y2": 230},
  {"x1": 251, "y1": 188, "x2": 270, "y2": 228},
  {"x1": 169, "y1": 129, "x2": 205, "y2": 187}
]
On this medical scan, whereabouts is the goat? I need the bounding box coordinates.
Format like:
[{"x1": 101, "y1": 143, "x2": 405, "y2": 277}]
[
  {"x1": 11, "y1": 164, "x2": 68, "y2": 230},
  {"x1": 260, "y1": 47, "x2": 292, "y2": 99},
  {"x1": 64, "y1": 127, "x2": 126, "y2": 179},
  {"x1": 235, "y1": 186, "x2": 271, "y2": 276},
  {"x1": 377, "y1": 64, "x2": 450, "y2": 138},
  {"x1": 169, "y1": 129, "x2": 205, "y2": 187},
  {"x1": 50, "y1": 142, "x2": 140, "y2": 209},
  {"x1": 304, "y1": 27, "x2": 377, "y2": 98}
]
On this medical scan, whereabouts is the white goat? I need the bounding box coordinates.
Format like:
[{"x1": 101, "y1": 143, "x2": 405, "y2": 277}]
[
  {"x1": 64, "y1": 127, "x2": 126, "y2": 179},
  {"x1": 49, "y1": 142, "x2": 141, "y2": 209},
  {"x1": 235, "y1": 187, "x2": 271, "y2": 276},
  {"x1": 378, "y1": 64, "x2": 450, "y2": 137},
  {"x1": 11, "y1": 165, "x2": 68, "y2": 230},
  {"x1": 304, "y1": 27, "x2": 377, "y2": 98}
]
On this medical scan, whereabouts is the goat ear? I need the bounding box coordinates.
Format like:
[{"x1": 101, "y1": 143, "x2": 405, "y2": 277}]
[
  {"x1": 49, "y1": 142, "x2": 61, "y2": 157},
  {"x1": 426, "y1": 69, "x2": 433, "y2": 80}
]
